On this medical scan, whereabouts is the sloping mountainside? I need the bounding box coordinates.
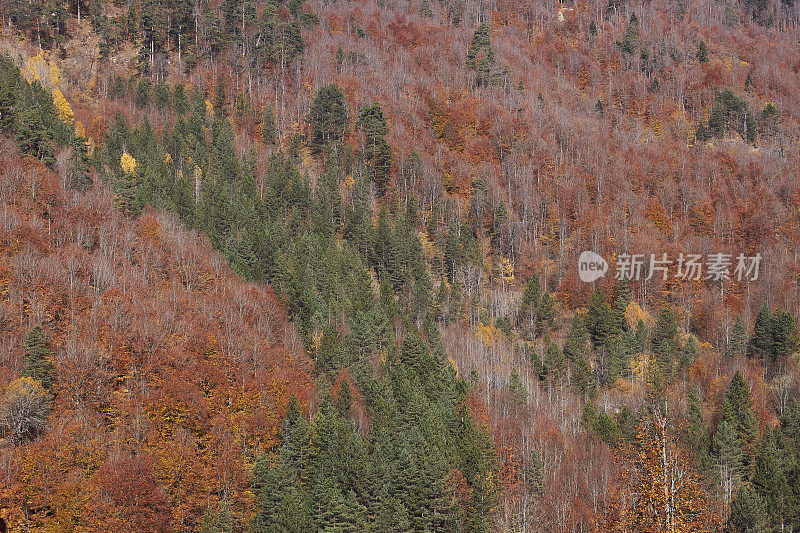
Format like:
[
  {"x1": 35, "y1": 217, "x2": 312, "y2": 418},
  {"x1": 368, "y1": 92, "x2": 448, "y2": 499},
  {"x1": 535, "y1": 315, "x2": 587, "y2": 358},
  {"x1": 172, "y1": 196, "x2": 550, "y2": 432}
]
[
  {"x1": 0, "y1": 134, "x2": 314, "y2": 528},
  {"x1": 2, "y1": 0, "x2": 800, "y2": 530}
]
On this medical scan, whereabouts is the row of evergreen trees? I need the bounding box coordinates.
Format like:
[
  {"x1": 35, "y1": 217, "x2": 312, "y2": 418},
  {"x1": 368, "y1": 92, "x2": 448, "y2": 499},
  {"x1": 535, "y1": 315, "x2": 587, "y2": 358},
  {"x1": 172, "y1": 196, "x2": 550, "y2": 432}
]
[
  {"x1": 729, "y1": 400, "x2": 800, "y2": 531},
  {"x1": 526, "y1": 282, "x2": 697, "y2": 397},
  {"x1": 93, "y1": 80, "x2": 496, "y2": 529},
  {"x1": 0, "y1": 53, "x2": 498, "y2": 528}
]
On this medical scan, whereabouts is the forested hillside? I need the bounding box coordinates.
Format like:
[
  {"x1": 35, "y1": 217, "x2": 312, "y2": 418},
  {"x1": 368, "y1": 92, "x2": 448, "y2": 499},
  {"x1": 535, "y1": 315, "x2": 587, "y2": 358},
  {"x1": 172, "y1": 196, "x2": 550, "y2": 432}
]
[{"x1": 1, "y1": 0, "x2": 800, "y2": 529}]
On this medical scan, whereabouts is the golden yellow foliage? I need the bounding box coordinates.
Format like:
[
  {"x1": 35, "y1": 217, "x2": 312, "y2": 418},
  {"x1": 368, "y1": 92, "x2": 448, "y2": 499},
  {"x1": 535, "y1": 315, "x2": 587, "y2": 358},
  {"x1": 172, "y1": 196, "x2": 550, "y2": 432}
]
[
  {"x1": 205, "y1": 99, "x2": 214, "y2": 116},
  {"x1": 164, "y1": 152, "x2": 173, "y2": 165},
  {"x1": 120, "y1": 152, "x2": 137, "y2": 175},
  {"x1": 51, "y1": 88, "x2": 74, "y2": 125},
  {"x1": 193, "y1": 165, "x2": 203, "y2": 184},
  {"x1": 22, "y1": 53, "x2": 60, "y2": 89},
  {"x1": 4, "y1": 376, "x2": 47, "y2": 399},
  {"x1": 74, "y1": 121, "x2": 85, "y2": 138},
  {"x1": 630, "y1": 352, "x2": 651, "y2": 380},
  {"x1": 476, "y1": 321, "x2": 501, "y2": 345},
  {"x1": 0, "y1": 377, "x2": 49, "y2": 442},
  {"x1": 21, "y1": 54, "x2": 74, "y2": 126},
  {"x1": 448, "y1": 356, "x2": 459, "y2": 378},
  {"x1": 624, "y1": 300, "x2": 653, "y2": 330},
  {"x1": 499, "y1": 256, "x2": 514, "y2": 280},
  {"x1": 343, "y1": 175, "x2": 355, "y2": 188}
]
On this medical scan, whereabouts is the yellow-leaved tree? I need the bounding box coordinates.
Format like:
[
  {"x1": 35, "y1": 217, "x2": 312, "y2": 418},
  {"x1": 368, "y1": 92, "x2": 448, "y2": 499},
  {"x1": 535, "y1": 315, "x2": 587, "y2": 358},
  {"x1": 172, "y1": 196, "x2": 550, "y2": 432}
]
[
  {"x1": 0, "y1": 377, "x2": 50, "y2": 444},
  {"x1": 120, "y1": 152, "x2": 137, "y2": 175},
  {"x1": 22, "y1": 53, "x2": 75, "y2": 126},
  {"x1": 22, "y1": 54, "x2": 60, "y2": 89},
  {"x1": 52, "y1": 88, "x2": 74, "y2": 125}
]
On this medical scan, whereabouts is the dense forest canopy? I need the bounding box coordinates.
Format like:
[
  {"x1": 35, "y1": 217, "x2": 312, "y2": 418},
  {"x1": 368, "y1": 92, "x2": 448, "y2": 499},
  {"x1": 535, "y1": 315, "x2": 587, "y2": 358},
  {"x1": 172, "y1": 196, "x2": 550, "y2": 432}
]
[{"x1": 1, "y1": 0, "x2": 800, "y2": 529}]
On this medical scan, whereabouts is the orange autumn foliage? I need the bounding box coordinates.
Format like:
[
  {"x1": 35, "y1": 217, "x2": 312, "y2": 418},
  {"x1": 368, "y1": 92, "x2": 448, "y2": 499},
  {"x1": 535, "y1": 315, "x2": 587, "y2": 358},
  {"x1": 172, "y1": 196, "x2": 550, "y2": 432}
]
[
  {"x1": 0, "y1": 140, "x2": 313, "y2": 531},
  {"x1": 597, "y1": 410, "x2": 722, "y2": 533}
]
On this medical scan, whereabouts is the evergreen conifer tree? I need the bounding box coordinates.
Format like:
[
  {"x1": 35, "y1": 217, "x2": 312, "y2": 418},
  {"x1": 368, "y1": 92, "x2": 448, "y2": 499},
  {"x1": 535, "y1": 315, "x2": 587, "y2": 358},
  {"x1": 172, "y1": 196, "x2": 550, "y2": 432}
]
[
  {"x1": 309, "y1": 85, "x2": 348, "y2": 152},
  {"x1": 22, "y1": 326, "x2": 54, "y2": 392}
]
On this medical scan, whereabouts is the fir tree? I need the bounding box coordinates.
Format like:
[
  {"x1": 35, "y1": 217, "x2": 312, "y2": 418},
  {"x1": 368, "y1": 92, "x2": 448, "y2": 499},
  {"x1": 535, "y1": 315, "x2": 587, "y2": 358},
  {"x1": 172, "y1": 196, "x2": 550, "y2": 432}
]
[
  {"x1": 337, "y1": 379, "x2": 352, "y2": 416},
  {"x1": 537, "y1": 292, "x2": 556, "y2": 335},
  {"x1": 749, "y1": 431, "x2": 788, "y2": 530},
  {"x1": 16, "y1": 106, "x2": 55, "y2": 164},
  {"x1": 309, "y1": 84, "x2": 348, "y2": 152},
  {"x1": 465, "y1": 23, "x2": 495, "y2": 85},
  {"x1": 134, "y1": 78, "x2": 150, "y2": 109},
  {"x1": 420, "y1": 0, "x2": 432, "y2": 16},
  {"x1": 526, "y1": 451, "x2": 544, "y2": 497},
  {"x1": 262, "y1": 103, "x2": 276, "y2": 145},
  {"x1": 770, "y1": 310, "x2": 797, "y2": 360},
  {"x1": 572, "y1": 355, "x2": 596, "y2": 398},
  {"x1": 518, "y1": 273, "x2": 541, "y2": 330},
  {"x1": 652, "y1": 308, "x2": 679, "y2": 381},
  {"x1": 593, "y1": 412, "x2": 620, "y2": 445},
  {"x1": 358, "y1": 103, "x2": 392, "y2": 193},
  {"x1": 529, "y1": 344, "x2": 543, "y2": 379},
  {"x1": 505, "y1": 368, "x2": 527, "y2": 403},
  {"x1": 581, "y1": 401, "x2": 598, "y2": 433},
  {"x1": 155, "y1": 82, "x2": 170, "y2": 110},
  {"x1": 616, "y1": 406, "x2": 637, "y2": 443},
  {"x1": 745, "y1": 70, "x2": 754, "y2": 92},
  {"x1": 252, "y1": 397, "x2": 313, "y2": 532},
  {"x1": 695, "y1": 121, "x2": 711, "y2": 142},
  {"x1": 750, "y1": 303, "x2": 773, "y2": 359},
  {"x1": 723, "y1": 371, "x2": 759, "y2": 454},
  {"x1": 708, "y1": 89, "x2": 756, "y2": 142},
  {"x1": 605, "y1": 338, "x2": 629, "y2": 384},
  {"x1": 22, "y1": 326, "x2": 54, "y2": 392},
  {"x1": 543, "y1": 339, "x2": 565, "y2": 381},
  {"x1": 563, "y1": 314, "x2": 589, "y2": 363},
  {"x1": 612, "y1": 278, "x2": 631, "y2": 331},
  {"x1": 595, "y1": 99, "x2": 604, "y2": 117},
  {"x1": 685, "y1": 386, "x2": 712, "y2": 474},
  {"x1": 115, "y1": 155, "x2": 143, "y2": 216},
  {"x1": 715, "y1": 418, "x2": 743, "y2": 502},
  {"x1": 0, "y1": 58, "x2": 18, "y2": 130},
  {"x1": 729, "y1": 483, "x2": 766, "y2": 533},
  {"x1": 173, "y1": 83, "x2": 190, "y2": 115},
  {"x1": 679, "y1": 335, "x2": 697, "y2": 369},
  {"x1": 697, "y1": 40, "x2": 708, "y2": 62},
  {"x1": 586, "y1": 289, "x2": 616, "y2": 348},
  {"x1": 616, "y1": 13, "x2": 639, "y2": 54},
  {"x1": 199, "y1": 501, "x2": 234, "y2": 533}
]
